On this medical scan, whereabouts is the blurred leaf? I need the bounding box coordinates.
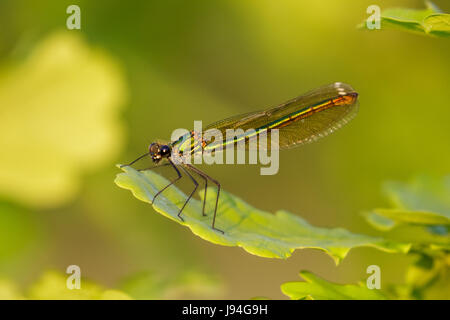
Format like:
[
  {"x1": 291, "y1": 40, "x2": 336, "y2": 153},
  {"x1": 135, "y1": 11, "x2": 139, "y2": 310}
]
[
  {"x1": 0, "y1": 202, "x2": 39, "y2": 261},
  {"x1": 281, "y1": 271, "x2": 387, "y2": 300},
  {"x1": 366, "y1": 223, "x2": 449, "y2": 252},
  {"x1": 367, "y1": 208, "x2": 449, "y2": 228},
  {"x1": 384, "y1": 175, "x2": 450, "y2": 219},
  {"x1": 99, "y1": 290, "x2": 133, "y2": 300},
  {"x1": 363, "y1": 176, "x2": 450, "y2": 249},
  {"x1": 0, "y1": 31, "x2": 126, "y2": 208},
  {"x1": 406, "y1": 254, "x2": 438, "y2": 287},
  {"x1": 363, "y1": 211, "x2": 397, "y2": 231},
  {"x1": 5, "y1": 269, "x2": 222, "y2": 300},
  {"x1": 363, "y1": 176, "x2": 450, "y2": 299},
  {"x1": 27, "y1": 271, "x2": 131, "y2": 300},
  {"x1": 423, "y1": 14, "x2": 450, "y2": 37},
  {"x1": 0, "y1": 278, "x2": 24, "y2": 299},
  {"x1": 359, "y1": 1, "x2": 450, "y2": 37},
  {"x1": 115, "y1": 166, "x2": 409, "y2": 263},
  {"x1": 121, "y1": 270, "x2": 223, "y2": 299},
  {"x1": 398, "y1": 252, "x2": 450, "y2": 299}
]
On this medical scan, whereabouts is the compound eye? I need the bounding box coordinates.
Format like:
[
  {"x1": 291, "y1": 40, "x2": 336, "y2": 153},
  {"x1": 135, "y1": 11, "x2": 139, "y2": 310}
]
[
  {"x1": 149, "y1": 143, "x2": 159, "y2": 155},
  {"x1": 160, "y1": 145, "x2": 171, "y2": 156}
]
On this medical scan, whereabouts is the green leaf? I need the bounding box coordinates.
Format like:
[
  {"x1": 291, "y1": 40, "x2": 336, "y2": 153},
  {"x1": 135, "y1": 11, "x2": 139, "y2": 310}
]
[
  {"x1": 121, "y1": 270, "x2": 223, "y2": 299},
  {"x1": 359, "y1": 1, "x2": 450, "y2": 37},
  {"x1": 281, "y1": 271, "x2": 387, "y2": 300},
  {"x1": 367, "y1": 208, "x2": 450, "y2": 227},
  {"x1": 5, "y1": 270, "x2": 222, "y2": 300},
  {"x1": 115, "y1": 166, "x2": 409, "y2": 263},
  {"x1": 399, "y1": 252, "x2": 450, "y2": 299},
  {"x1": 365, "y1": 175, "x2": 450, "y2": 231},
  {"x1": 367, "y1": 223, "x2": 449, "y2": 251},
  {"x1": 363, "y1": 210, "x2": 397, "y2": 231},
  {"x1": 384, "y1": 175, "x2": 450, "y2": 220},
  {"x1": 423, "y1": 14, "x2": 450, "y2": 36},
  {"x1": 27, "y1": 271, "x2": 132, "y2": 300},
  {"x1": 363, "y1": 175, "x2": 450, "y2": 251},
  {"x1": 365, "y1": 175, "x2": 450, "y2": 230}
]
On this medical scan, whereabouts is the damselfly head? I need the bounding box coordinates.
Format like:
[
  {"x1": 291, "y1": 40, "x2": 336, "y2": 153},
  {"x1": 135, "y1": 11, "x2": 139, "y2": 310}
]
[{"x1": 149, "y1": 142, "x2": 171, "y2": 163}]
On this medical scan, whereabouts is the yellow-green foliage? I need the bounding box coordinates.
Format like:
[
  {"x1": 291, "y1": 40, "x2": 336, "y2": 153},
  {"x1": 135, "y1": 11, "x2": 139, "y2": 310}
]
[{"x1": 115, "y1": 166, "x2": 409, "y2": 262}]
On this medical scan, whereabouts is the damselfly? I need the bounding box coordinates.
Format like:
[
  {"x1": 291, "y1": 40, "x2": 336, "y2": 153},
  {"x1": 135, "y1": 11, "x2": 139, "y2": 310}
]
[{"x1": 122, "y1": 82, "x2": 359, "y2": 233}]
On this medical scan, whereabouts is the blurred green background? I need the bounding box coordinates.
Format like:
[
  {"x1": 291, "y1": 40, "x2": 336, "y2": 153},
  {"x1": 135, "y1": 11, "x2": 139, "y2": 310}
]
[{"x1": 0, "y1": 0, "x2": 449, "y2": 299}]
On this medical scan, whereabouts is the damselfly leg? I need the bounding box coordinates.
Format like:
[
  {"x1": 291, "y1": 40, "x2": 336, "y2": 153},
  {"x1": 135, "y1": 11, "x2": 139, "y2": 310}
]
[
  {"x1": 137, "y1": 162, "x2": 170, "y2": 172},
  {"x1": 151, "y1": 158, "x2": 182, "y2": 204},
  {"x1": 185, "y1": 164, "x2": 223, "y2": 233},
  {"x1": 178, "y1": 166, "x2": 198, "y2": 222},
  {"x1": 119, "y1": 152, "x2": 149, "y2": 168}
]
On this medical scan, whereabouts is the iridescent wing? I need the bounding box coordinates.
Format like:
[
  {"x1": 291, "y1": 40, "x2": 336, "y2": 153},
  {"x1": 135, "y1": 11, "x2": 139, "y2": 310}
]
[{"x1": 203, "y1": 82, "x2": 359, "y2": 150}]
